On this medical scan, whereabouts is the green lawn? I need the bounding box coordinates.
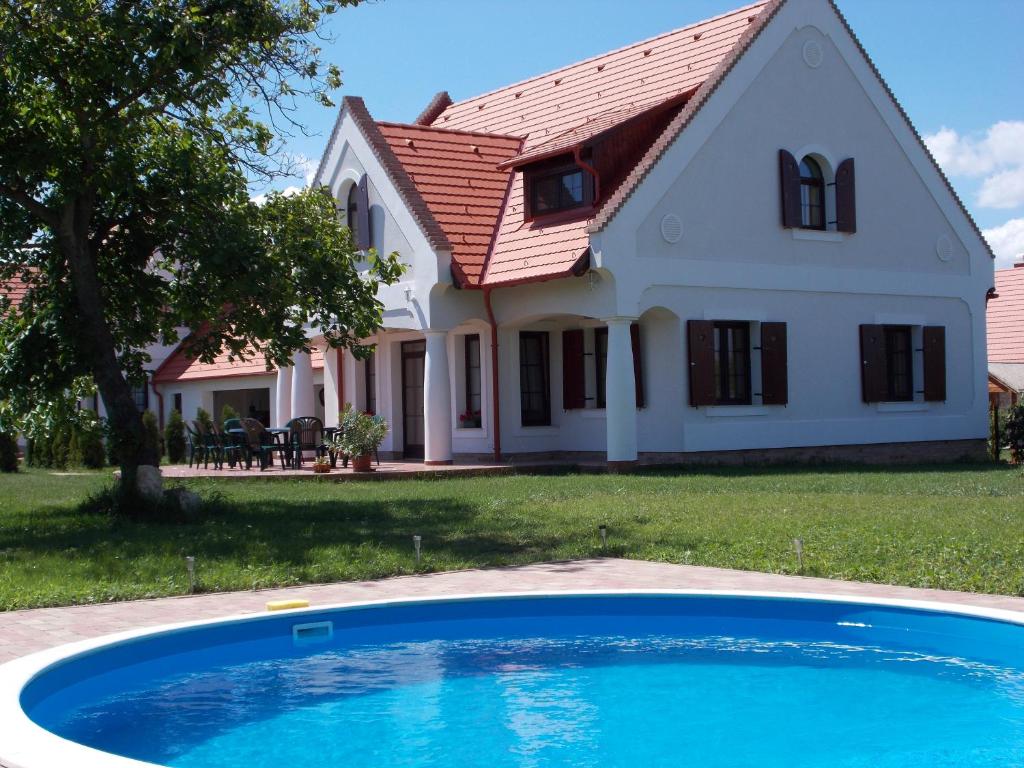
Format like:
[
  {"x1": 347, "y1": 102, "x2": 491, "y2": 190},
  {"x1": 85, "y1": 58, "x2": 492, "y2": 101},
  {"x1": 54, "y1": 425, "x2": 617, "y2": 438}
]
[{"x1": 0, "y1": 463, "x2": 1022, "y2": 610}]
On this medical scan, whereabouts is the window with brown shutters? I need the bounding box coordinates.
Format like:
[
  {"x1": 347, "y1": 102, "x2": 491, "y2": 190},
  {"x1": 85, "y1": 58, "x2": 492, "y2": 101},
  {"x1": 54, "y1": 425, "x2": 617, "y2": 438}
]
[
  {"x1": 760, "y1": 322, "x2": 788, "y2": 406},
  {"x1": 779, "y1": 149, "x2": 802, "y2": 228},
  {"x1": 835, "y1": 158, "x2": 856, "y2": 233},
  {"x1": 922, "y1": 326, "x2": 946, "y2": 402},
  {"x1": 562, "y1": 329, "x2": 585, "y2": 410},
  {"x1": 861, "y1": 324, "x2": 919, "y2": 403},
  {"x1": 687, "y1": 320, "x2": 716, "y2": 406},
  {"x1": 351, "y1": 175, "x2": 371, "y2": 251}
]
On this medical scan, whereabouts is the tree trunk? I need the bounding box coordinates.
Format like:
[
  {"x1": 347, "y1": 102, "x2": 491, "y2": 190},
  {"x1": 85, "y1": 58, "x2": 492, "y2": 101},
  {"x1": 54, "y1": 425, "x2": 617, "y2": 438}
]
[{"x1": 58, "y1": 220, "x2": 159, "y2": 498}]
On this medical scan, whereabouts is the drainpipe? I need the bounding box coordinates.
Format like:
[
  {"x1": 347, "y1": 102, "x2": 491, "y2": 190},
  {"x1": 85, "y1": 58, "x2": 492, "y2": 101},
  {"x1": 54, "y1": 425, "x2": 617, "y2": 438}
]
[
  {"x1": 573, "y1": 146, "x2": 600, "y2": 203},
  {"x1": 483, "y1": 287, "x2": 502, "y2": 463},
  {"x1": 149, "y1": 375, "x2": 165, "y2": 430}
]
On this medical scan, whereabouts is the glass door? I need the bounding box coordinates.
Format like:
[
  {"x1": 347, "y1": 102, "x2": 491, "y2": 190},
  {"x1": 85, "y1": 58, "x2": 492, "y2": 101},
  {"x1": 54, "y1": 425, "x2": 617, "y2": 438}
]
[{"x1": 401, "y1": 340, "x2": 426, "y2": 459}]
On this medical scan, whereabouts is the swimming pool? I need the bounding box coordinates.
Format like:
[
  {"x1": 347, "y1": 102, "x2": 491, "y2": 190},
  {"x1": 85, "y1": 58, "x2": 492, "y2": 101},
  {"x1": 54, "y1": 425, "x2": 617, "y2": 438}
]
[{"x1": 2, "y1": 591, "x2": 1023, "y2": 767}]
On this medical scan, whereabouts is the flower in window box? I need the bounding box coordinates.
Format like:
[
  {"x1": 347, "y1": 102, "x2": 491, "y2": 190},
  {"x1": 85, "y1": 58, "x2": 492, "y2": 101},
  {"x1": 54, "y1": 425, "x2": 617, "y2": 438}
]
[{"x1": 459, "y1": 410, "x2": 482, "y2": 428}]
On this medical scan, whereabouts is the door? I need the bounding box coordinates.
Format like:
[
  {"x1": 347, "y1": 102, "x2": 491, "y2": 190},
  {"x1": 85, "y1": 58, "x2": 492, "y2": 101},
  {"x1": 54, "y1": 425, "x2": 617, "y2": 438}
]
[{"x1": 401, "y1": 340, "x2": 426, "y2": 459}]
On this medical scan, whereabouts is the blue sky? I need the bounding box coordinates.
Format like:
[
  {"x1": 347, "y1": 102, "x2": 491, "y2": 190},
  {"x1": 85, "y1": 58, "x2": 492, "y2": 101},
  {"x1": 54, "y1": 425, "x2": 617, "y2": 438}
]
[{"x1": 269, "y1": 0, "x2": 1024, "y2": 267}]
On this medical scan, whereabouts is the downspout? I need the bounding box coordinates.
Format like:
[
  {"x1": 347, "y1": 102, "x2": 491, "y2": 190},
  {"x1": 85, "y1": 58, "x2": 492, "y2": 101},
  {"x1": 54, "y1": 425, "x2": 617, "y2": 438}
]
[
  {"x1": 337, "y1": 347, "x2": 345, "y2": 413},
  {"x1": 483, "y1": 287, "x2": 502, "y2": 463},
  {"x1": 573, "y1": 146, "x2": 600, "y2": 203},
  {"x1": 149, "y1": 376, "x2": 165, "y2": 431}
]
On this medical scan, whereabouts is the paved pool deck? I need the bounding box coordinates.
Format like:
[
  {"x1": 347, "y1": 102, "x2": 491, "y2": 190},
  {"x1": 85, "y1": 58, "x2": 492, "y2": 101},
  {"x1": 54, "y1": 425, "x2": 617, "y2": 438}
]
[{"x1": 3, "y1": 559, "x2": 1024, "y2": 663}]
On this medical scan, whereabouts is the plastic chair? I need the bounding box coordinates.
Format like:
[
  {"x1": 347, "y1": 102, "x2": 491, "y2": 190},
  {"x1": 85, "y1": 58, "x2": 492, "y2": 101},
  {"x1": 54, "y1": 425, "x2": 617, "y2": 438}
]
[
  {"x1": 286, "y1": 417, "x2": 327, "y2": 469},
  {"x1": 240, "y1": 418, "x2": 289, "y2": 471}
]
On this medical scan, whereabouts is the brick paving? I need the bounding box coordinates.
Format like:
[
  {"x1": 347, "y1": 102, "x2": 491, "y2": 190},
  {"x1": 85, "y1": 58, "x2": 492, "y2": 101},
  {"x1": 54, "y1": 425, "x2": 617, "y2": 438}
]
[
  {"x1": 3, "y1": 559, "x2": 1024, "y2": 663},
  {"x1": 160, "y1": 459, "x2": 514, "y2": 481}
]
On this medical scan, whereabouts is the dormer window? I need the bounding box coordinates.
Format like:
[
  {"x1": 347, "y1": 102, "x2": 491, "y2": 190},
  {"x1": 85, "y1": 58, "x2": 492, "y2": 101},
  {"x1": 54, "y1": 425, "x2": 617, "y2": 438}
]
[
  {"x1": 525, "y1": 160, "x2": 594, "y2": 220},
  {"x1": 799, "y1": 156, "x2": 825, "y2": 230},
  {"x1": 345, "y1": 174, "x2": 371, "y2": 250},
  {"x1": 347, "y1": 183, "x2": 362, "y2": 245}
]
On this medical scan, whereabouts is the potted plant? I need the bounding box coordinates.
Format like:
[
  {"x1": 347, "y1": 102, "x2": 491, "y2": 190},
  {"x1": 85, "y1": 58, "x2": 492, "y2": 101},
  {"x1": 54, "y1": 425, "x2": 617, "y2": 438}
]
[
  {"x1": 311, "y1": 456, "x2": 332, "y2": 474},
  {"x1": 333, "y1": 406, "x2": 388, "y2": 472}
]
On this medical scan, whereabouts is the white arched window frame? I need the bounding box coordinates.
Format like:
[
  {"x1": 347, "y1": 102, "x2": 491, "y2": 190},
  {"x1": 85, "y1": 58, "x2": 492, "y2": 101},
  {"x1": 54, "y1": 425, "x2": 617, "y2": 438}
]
[{"x1": 794, "y1": 146, "x2": 837, "y2": 232}]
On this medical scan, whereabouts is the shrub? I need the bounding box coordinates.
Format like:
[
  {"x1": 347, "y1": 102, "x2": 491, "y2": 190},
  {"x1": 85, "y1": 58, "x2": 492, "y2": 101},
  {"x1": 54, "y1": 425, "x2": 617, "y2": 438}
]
[
  {"x1": 74, "y1": 410, "x2": 107, "y2": 469},
  {"x1": 332, "y1": 405, "x2": 389, "y2": 458},
  {"x1": 165, "y1": 409, "x2": 187, "y2": 464},
  {"x1": 220, "y1": 404, "x2": 240, "y2": 426},
  {"x1": 0, "y1": 431, "x2": 18, "y2": 472},
  {"x1": 104, "y1": 421, "x2": 121, "y2": 467},
  {"x1": 49, "y1": 425, "x2": 69, "y2": 469},
  {"x1": 195, "y1": 407, "x2": 215, "y2": 433},
  {"x1": 142, "y1": 410, "x2": 163, "y2": 462},
  {"x1": 1005, "y1": 402, "x2": 1024, "y2": 465}
]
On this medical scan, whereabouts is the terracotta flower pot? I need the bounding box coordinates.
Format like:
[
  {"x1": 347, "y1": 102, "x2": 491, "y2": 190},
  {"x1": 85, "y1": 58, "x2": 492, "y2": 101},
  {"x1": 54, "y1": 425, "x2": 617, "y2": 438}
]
[
  {"x1": 352, "y1": 453, "x2": 373, "y2": 472},
  {"x1": 312, "y1": 464, "x2": 331, "y2": 474}
]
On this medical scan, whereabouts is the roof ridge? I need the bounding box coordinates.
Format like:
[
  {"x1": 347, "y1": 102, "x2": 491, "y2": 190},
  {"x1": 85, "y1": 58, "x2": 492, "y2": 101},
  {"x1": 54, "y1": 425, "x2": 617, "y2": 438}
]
[
  {"x1": 445, "y1": 1, "x2": 767, "y2": 111},
  {"x1": 376, "y1": 121, "x2": 524, "y2": 141}
]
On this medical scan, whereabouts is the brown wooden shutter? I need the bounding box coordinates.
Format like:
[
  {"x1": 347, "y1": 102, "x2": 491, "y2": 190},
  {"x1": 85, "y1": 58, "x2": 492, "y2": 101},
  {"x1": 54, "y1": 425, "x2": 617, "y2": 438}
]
[
  {"x1": 687, "y1": 320, "x2": 715, "y2": 406},
  {"x1": 760, "y1": 322, "x2": 788, "y2": 405},
  {"x1": 922, "y1": 326, "x2": 946, "y2": 402},
  {"x1": 835, "y1": 158, "x2": 856, "y2": 233},
  {"x1": 562, "y1": 329, "x2": 585, "y2": 410},
  {"x1": 779, "y1": 149, "x2": 801, "y2": 228},
  {"x1": 356, "y1": 174, "x2": 371, "y2": 250},
  {"x1": 630, "y1": 322, "x2": 645, "y2": 408},
  {"x1": 859, "y1": 324, "x2": 887, "y2": 403}
]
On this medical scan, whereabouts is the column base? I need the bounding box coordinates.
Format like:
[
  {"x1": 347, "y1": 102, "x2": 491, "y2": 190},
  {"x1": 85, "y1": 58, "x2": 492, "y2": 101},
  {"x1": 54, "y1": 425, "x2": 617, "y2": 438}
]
[
  {"x1": 424, "y1": 459, "x2": 454, "y2": 466},
  {"x1": 606, "y1": 460, "x2": 639, "y2": 473}
]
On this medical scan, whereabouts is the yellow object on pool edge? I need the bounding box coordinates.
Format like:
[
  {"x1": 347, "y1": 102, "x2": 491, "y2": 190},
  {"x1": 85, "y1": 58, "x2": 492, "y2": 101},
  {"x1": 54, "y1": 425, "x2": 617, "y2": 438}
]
[{"x1": 266, "y1": 599, "x2": 310, "y2": 611}]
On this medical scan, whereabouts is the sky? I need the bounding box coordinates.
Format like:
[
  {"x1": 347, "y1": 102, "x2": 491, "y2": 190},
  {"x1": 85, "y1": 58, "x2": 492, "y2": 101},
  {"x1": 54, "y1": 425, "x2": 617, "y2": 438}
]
[{"x1": 267, "y1": 0, "x2": 1024, "y2": 268}]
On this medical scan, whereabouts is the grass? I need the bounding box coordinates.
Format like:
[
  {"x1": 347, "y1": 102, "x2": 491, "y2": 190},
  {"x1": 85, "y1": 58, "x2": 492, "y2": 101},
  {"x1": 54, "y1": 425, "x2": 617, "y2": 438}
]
[{"x1": 0, "y1": 462, "x2": 1022, "y2": 610}]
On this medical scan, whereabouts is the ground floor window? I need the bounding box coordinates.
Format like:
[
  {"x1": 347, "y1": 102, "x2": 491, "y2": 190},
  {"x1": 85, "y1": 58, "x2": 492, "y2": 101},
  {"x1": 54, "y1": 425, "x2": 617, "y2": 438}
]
[
  {"x1": 131, "y1": 378, "x2": 149, "y2": 412},
  {"x1": 172, "y1": 393, "x2": 182, "y2": 414},
  {"x1": 364, "y1": 351, "x2": 376, "y2": 415},
  {"x1": 713, "y1": 321, "x2": 751, "y2": 405},
  {"x1": 883, "y1": 325, "x2": 913, "y2": 402},
  {"x1": 462, "y1": 335, "x2": 482, "y2": 428},
  {"x1": 519, "y1": 331, "x2": 551, "y2": 426}
]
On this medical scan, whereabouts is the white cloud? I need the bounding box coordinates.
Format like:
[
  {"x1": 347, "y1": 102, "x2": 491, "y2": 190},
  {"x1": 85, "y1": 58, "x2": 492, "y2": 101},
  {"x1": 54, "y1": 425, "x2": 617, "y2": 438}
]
[
  {"x1": 983, "y1": 218, "x2": 1024, "y2": 269},
  {"x1": 925, "y1": 121, "x2": 1024, "y2": 210},
  {"x1": 250, "y1": 185, "x2": 303, "y2": 207},
  {"x1": 978, "y1": 167, "x2": 1024, "y2": 209},
  {"x1": 925, "y1": 121, "x2": 1024, "y2": 177}
]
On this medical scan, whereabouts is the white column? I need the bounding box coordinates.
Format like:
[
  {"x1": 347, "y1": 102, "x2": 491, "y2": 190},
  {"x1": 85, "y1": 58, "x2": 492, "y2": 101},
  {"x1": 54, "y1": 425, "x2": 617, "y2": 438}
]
[
  {"x1": 322, "y1": 345, "x2": 342, "y2": 429},
  {"x1": 291, "y1": 349, "x2": 315, "y2": 419},
  {"x1": 604, "y1": 317, "x2": 638, "y2": 465},
  {"x1": 423, "y1": 330, "x2": 453, "y2": 464},
  {"x1": 275, "y1": 363, "x2": 292, "y2": 427}
]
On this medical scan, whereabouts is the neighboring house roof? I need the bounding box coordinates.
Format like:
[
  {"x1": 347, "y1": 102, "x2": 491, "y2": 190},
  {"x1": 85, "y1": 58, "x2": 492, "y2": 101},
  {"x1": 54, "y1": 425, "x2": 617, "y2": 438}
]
[
  {"x1": 987, "y1": 266, "x2": 1024, "y2": 364},
  {"x1": 989, "y1": 363, "x2": 1024, "y2": 395},
  {"x1": 376, "y1": 122, "x2": 523, "y2": 284},
  {"x1": 152, "y1": 343, "x2": 324, "y2": 384},
  {"x1": 0, "y1": 271, "x2": 37, "y2": 312}
]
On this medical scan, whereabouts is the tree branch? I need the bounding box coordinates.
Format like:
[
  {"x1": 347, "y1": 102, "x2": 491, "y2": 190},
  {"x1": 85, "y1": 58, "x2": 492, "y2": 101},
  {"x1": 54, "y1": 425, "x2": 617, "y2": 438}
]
[{"x1": 0, "y1": 184, "x2": 59, "y2": 228}]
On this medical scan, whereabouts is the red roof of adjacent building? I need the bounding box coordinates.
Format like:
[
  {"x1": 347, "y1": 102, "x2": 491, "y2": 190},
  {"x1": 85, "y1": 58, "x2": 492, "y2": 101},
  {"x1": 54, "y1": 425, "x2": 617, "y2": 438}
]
[
  {"x1": 153, "y1": 343, "x2": 324, "y2": 384},
  {"x1": 376, "y1": 123, "x2": 523, "y2": 284},
  {"x1": 0, "y1": 271, "x2": 37, "y2": 312},
  {"x1": 988, "y1": 266, "x2": 1024, "y2": 364}
]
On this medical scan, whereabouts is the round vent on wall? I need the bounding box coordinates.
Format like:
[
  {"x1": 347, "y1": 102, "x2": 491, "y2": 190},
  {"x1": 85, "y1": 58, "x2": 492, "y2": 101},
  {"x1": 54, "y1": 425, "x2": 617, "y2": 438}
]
[
  {"x1": 935, "y1": 234, "x2": 954, "y2": 263},
  {"x1": 661, "y1": 214, "x2": 683, "y2": 244},
  {"x1": 802, "y1": 40, "x2": 824, "y2": 69}
]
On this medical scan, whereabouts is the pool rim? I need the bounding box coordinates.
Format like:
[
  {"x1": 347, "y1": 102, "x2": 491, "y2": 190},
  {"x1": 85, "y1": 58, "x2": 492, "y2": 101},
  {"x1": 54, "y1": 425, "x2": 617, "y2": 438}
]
[{"x1": 2, "y1": 588, "x2": 1024, "y2": 768}]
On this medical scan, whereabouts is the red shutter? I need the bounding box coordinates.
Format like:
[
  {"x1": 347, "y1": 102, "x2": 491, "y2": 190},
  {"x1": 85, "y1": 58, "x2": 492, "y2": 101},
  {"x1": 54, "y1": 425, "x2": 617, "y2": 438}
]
[
  {"x1": 356, "y1": 174, "x2": 371, "y2": 251},
  {"x1": 760, "y1": 322, "x2": 788, "y2": 405},
  {"x1": 687, "y1": 320, "x2": 716, "y2": 406},
  {"x1": 922, "y1": 326, "x2": 946, "y2": 402},
  {"x1": 630, "y1": 322, "x2": 645, "y2": 408},
  {"x1": 779, "y1": 149, "x2": 801, "y2": 228},
  {"x1": 859, "y1": 324, "x2": 887, "y2": 403},
  {"x1": 562, "y1": 329, "x2": 585, "y2": 410},
  {"x1": 835, "y1": 158, "x2": 856, "y2": 233}
]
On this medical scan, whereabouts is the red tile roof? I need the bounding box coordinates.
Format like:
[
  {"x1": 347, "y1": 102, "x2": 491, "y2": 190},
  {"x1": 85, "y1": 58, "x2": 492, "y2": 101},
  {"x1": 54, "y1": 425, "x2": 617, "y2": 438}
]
[
  {"x1": 376, "y1": 122, "x2": 523, "y2": 283},
  {"x1": 424, "y1": 1, "x2": 769, "y2": 286},
  {"x1": 0, "y1": 274, "x2": 33, "y2": 312},
  {"x1": 153, "y1": 343, "x2": 324, "y2": 384},
  {"x1": 988, "y1": 266, "x2": 1024, "y2": 364}
]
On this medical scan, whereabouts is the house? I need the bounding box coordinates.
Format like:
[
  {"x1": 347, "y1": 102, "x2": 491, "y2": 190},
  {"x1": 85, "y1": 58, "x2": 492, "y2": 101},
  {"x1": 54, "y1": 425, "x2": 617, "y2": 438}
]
[
  {"x1": 142, "y1": 0, "x2": 998, "y2": 465},
  {"x1": 987, "y1": 262, "x2": 1024, "y2": 409}
]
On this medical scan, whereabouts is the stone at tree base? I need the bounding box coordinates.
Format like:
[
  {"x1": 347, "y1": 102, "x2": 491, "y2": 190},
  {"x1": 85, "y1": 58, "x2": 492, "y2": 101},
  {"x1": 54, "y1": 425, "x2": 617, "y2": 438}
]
[
  {"x1": 136, "y1": 465, "x2": 164, "y2": 502},
  {"x1": 164, "y1": 487, "x2": 201, "y2": 516}
]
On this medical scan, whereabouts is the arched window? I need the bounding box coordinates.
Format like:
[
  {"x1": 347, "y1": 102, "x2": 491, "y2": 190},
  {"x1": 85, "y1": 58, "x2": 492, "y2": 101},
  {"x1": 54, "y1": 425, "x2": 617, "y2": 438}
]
[
  {"x1": 799, "y1": 156, "x2": 825, "y2": 230},
  {"x1": 347, "y1": 183, "x2": 361, "y2": 247}
]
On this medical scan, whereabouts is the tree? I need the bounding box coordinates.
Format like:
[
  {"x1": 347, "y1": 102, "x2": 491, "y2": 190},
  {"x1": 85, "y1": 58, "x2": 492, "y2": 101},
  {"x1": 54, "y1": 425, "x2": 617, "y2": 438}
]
[{"x1": 0, "y1": 0, "x2": 403, "y2": 500}]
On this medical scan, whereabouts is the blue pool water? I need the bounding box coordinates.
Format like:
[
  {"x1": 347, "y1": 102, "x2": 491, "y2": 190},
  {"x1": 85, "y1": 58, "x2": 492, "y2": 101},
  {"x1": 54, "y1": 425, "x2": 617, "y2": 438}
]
[{"x1": 21, "y1": 595, "x2": 1024, "y2": 767}]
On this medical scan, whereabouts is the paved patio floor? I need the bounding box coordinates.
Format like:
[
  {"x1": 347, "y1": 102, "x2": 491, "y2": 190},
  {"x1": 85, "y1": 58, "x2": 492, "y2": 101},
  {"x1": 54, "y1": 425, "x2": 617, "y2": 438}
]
[{"x1": 3, "y1": 559, "x2": 1024, "y2": 663}]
